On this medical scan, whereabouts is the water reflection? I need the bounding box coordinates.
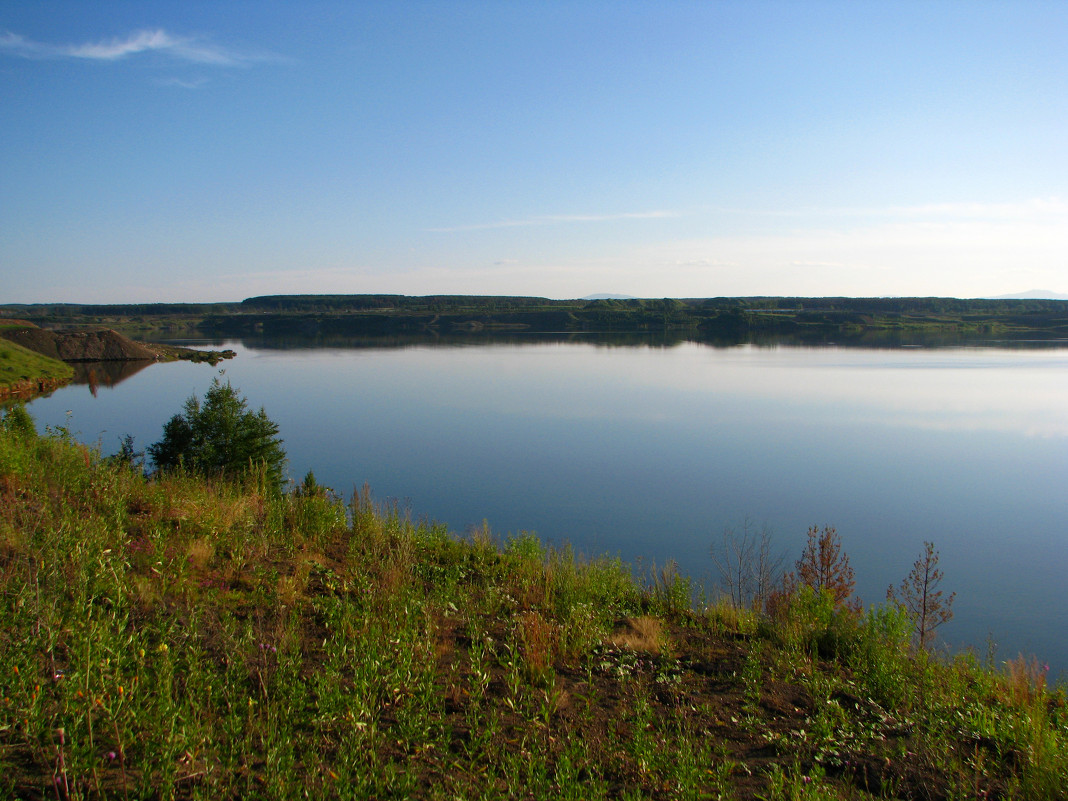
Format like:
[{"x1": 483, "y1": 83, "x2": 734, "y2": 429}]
[
  {"x1": 73, "y1": 360, "x2": 156, "y2": 396},
  {"x1": 162, "y1": 329, "x2": 1068, "y2": 353}
]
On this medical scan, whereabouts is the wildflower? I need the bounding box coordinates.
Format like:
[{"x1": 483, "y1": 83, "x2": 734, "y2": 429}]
[{"x1": 106, "y1": 751, "x2": 117, "y2": 761}]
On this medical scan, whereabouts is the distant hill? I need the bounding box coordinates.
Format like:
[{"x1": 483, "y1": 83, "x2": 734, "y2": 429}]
[
  {"x1": 581, "y1": 293, "x2": 637, "y2": 300},
  {"x1": 987, "y1": 289, "x2": 1068, "y2": 300}
]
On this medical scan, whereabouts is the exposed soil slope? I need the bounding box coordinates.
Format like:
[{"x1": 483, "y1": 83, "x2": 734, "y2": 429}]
[
  {"x1": 0, "y1": 323, "x2": 233, "y2": 364},
  {"x1": 1, "y1": 326, "x2": 159, "y2": 361}
]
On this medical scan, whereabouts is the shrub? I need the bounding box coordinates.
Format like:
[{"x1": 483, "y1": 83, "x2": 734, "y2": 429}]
[
  {"x1": 0, "y1": 403, "x2": 35, "y2": 439},
  {"x1": 148, "y1": 378, "x2": 287, "y2": 491}
]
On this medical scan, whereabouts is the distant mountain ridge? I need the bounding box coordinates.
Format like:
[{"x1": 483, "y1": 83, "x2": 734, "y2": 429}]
[
  {"x1": 987, "y1": 289, "x2": 1068, "y2": 300},
  {"x1": 581, "y1": 293, "x2": 637, "y2": 300}
]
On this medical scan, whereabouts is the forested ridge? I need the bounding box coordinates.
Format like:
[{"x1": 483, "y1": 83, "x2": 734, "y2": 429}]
[{"x1": 4, "y1": 295, "x2": 1067, "y2": 343}]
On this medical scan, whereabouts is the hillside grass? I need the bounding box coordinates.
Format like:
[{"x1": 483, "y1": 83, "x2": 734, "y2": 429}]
[
  {"x1": 0, "y1": 408, "x2": 1065, "y2": 799},
  {"x1": 0, "y1": 332, "x2": 74, "y2": 388}
]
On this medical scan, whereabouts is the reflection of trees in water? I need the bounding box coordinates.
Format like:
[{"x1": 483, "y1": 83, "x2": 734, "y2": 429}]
[
  {"x1": 227, "y1": 329, "x2": 1068, "y2": 353},
  {"x1": 73, "y1": 360, "x2": 155, "y2": 396}
]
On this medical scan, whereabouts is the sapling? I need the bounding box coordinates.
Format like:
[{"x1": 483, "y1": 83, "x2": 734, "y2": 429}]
[
  {"x1": 786, "y1": 526, "x2": 858, "y2": 611},
  {"x1": 887, "y1": 541, "x2": 955, "y2": 651}
]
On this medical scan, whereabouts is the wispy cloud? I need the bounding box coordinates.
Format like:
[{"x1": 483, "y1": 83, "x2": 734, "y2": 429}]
[
  {"x1": 0, "y1": 28, "x2": 273, "y2": 67},
  {"x1": 428, "y1": 210, "x2": 679, "y2": 233},
  {"x1": 158, "y1": 76, "x2": 211, "y2": 90}
]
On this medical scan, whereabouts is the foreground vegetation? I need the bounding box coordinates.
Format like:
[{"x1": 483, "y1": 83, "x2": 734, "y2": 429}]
[{"x1": 1, "y1": 409, "x2": 1066, "y2": 799}]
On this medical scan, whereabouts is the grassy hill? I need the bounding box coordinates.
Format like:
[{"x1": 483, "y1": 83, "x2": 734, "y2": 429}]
[
  {"x1": 0, "y1": 407, "x2": 1065, "y2": 799},
  {"x1": 0, "y1": 322, "x2": 74, "y2": 395}
]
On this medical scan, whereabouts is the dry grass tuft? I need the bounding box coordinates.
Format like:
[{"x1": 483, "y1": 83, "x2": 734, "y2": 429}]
[
  {"x1": 186, "y1": 538, "x2": 214, "y2": 570},
  {"x1": 519, "y1": 610, "x2": 557, "y2": 679},
  {"x1": 276, "y1": 574, "x2": 303, "y2": 607},
  {"x1": 609, "y1": 615, "x2": 667, "y2": 654},
  {"x1": 1005, "y1": 654, "x2": 1048, "y2": 706}
]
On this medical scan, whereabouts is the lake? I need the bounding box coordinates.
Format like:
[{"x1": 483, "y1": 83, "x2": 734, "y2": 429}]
[{"x1": 24, "y1": 334, "x2": 1068, "y2": 676}]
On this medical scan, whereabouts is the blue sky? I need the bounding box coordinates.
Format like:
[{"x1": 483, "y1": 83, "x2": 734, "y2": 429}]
[{"x1": 2, "y1": 1, "x2": 1066, "y2": 302}]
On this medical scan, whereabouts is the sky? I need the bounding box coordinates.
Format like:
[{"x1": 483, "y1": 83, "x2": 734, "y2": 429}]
[{"x1": 2, "y1": 1, "x2": 1067, "y2": 303}]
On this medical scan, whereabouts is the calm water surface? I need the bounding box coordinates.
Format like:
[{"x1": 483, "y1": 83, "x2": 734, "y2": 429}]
[{"x1": 26, "y1": 337, "x2": 1068, "y2": 674}]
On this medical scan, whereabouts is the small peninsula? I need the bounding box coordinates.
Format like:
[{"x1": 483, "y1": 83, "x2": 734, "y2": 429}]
[{"x1": 0, "y1": 319, "x2": 234, "y2": 398}]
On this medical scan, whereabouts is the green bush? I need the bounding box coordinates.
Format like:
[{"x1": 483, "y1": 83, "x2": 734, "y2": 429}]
[
  {"x1": 0, "y1": 403, "x2": 35, "y2": 439},
  {"x1": 147, "y1": 378, "x2": 287, "y2": 491}
]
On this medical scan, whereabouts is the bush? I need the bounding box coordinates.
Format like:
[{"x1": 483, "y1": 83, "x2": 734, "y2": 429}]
[
  {"x1": 0, "y1": 403, "x2": 36, "y2": 439},
  {"x1": 148, "y1": 378, "x2": 287, "y2": 490}
]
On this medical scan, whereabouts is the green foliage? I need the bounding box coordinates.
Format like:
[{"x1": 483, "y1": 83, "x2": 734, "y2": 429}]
[
  {"x1": 779, "y1": 585, "x2": 861, "y2": 660},
  {"x1": 148, "y1": 378, "x2": 286, "y2": 490},
  {"x1": 848, "y1": 604, "x2": 914, "y2": 709},
  {"x1": 0, "y1": 403, "x2": 36, "y2": 439}
]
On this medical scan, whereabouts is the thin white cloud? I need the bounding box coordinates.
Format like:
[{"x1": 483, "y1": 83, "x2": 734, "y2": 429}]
[
  {"x1": 158, "y1": 76, "x2": 210, "y2": 90},
  {"x1": 0, "y1": 28, "x2": 272, "y2": 67},
  {"x1": 428, "y1": 210, "x2": 679, "y2": 233}
]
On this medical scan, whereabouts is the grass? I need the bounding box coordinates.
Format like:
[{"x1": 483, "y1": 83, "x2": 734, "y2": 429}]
[
  {"x1": 0, "y1": 334, "x2": 74, "y2": 389},
  {"x1": 0, "y1": 407, "x2": 1066, "y2": 799}
]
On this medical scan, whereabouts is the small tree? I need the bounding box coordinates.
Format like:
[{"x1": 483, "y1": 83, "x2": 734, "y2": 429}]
[
  {"x1": 711, "y1": 520, "x2": 785, "y2": 610},
  {"x1": 793, "y1": 525, "x2": 856, "y2": 610},
  {"x1": 887, "y1": 541, "x2": 955, "y2": 651},
  {"x1": 148, "y1": 379, "x2": 286, "y2": 490}
]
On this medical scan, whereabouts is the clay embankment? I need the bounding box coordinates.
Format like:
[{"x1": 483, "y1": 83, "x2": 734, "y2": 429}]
[{"x1": 0, "y1": 325, "x2": 234, "y2": 364}]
